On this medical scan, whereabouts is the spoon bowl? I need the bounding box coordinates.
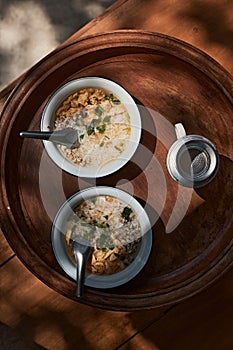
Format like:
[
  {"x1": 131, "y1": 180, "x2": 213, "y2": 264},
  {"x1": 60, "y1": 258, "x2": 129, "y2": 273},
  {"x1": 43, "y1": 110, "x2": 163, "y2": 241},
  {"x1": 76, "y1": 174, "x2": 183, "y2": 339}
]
[{"x1": 20, "y1": 128, "x2": 80, "y2": 148}]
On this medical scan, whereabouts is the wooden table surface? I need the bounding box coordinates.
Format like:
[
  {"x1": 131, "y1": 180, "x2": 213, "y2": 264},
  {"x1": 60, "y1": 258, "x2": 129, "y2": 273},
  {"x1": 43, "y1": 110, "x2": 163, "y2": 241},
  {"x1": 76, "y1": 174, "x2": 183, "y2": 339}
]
[{"x1": 0, "y1": 0, "x2": 233, "y2": 348}]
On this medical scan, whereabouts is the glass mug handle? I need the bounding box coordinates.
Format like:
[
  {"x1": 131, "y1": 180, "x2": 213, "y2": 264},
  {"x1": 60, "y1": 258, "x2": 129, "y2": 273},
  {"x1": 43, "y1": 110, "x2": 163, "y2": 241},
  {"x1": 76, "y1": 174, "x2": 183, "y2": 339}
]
[{"x1": 175, "y1": 123, "x2": 186, "y2": 139}]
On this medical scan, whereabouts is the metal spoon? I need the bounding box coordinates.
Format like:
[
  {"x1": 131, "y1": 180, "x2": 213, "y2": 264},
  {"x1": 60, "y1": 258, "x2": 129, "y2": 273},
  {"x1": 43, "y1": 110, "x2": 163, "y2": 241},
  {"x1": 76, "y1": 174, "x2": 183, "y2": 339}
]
[
  {"x1": 72, "y1": 238, "x2": 92, "y2": 298},
  {"x1": 191, "y1": 151, "x2": 209, "y2": 176},
  {"x1": 19, "y1": 128, "x2": 80, "y2": 148}
]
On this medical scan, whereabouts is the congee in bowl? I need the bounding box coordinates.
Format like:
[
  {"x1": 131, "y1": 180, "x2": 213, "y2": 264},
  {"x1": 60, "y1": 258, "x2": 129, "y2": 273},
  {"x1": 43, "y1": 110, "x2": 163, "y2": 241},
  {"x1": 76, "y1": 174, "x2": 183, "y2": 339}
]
[
  {"x1": 41, "y1": 77, "x2": 141, "y2": 177},
  {"x1": 51, "y1": 186, "x2": 152, "y2": 289},
  {"x1": 64, "y1": 195, "x2": 142, "y2": 275}
]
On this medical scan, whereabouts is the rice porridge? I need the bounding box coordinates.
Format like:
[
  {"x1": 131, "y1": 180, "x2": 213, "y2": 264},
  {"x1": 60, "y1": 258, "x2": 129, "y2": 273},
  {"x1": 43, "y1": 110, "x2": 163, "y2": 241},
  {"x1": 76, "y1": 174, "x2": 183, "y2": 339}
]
[
  {"x1": 65, "y1": 195, "x2": 142, "y2": 275},
  {"x1": 54, "y1": 88, "x2": 131, "y2": 167}
]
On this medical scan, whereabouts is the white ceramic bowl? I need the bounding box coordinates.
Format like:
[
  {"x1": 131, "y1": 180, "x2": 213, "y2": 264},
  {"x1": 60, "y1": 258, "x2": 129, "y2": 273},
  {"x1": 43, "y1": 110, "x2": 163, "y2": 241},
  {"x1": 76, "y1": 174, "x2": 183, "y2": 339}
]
[
  {"x1": 51, "y1": 186, "x2": 152, "y2": 289},
  {"x1": 41, "y1": 77, "x2": 141, "y2": 178}
]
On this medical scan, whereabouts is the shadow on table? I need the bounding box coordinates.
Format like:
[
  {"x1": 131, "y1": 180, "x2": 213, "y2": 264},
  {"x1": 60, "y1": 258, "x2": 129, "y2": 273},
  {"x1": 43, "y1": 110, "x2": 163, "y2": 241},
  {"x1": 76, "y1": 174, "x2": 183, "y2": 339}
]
[
  {"x1": 178, "y1": 0, "x2": 233, "y2": 53},
  {"x1": 0, "y1": 322, "x2": 45, "y2": 350}
]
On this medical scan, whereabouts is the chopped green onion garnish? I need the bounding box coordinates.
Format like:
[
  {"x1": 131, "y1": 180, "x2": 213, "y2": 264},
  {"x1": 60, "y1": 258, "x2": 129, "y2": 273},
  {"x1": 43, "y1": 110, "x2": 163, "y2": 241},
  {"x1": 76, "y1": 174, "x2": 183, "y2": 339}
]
[
  {"x1": 114, "y1": 145, "x2": 122, "y2": 152},
  {"x1": 95, "y1": 105, "x2": 104, "y2": 117},
  {"x1": 121, "y1": 206, "x2": 133, "y2": 221},
  {"x1": 112, "y1": 99, "x2": 121, "y2": 104},
  {"x1": 97, "y1": 124, "x2": 106, "y2": 134},
  {"x1": 114, "y1": 253, "x2": 124, "y2": 261},
  {"x1": 103, "y1": 115, "x2": 111, "y2": 123},
  {"x1": 87, "y1": 126, "x2": 94, "y2": 136}
]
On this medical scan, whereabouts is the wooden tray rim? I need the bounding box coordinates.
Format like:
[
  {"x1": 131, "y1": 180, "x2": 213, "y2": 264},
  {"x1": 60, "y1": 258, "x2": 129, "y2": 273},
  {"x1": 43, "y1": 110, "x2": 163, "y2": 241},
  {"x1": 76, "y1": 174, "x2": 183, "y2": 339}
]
[{"x1": 0, "y1": 30, "x2": 233, "y2": 311}]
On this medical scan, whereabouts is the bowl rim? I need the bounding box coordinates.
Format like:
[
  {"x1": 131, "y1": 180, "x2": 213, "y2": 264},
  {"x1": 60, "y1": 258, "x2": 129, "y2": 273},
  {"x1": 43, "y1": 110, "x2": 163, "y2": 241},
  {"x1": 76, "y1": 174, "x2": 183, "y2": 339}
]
[
  {"x1": 51, "y1": 186, "x2": 152, "y2": 289},
  {"x1": 41, "y1": 76, "x2": 141, "y2": 178}
]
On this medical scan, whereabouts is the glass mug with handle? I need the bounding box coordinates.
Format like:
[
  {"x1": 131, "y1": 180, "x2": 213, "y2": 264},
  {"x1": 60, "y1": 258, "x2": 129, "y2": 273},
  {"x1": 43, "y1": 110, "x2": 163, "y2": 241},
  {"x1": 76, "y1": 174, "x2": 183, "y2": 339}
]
[{"x1": 166, "y1": 123, "x2": 220, "y2": 188}]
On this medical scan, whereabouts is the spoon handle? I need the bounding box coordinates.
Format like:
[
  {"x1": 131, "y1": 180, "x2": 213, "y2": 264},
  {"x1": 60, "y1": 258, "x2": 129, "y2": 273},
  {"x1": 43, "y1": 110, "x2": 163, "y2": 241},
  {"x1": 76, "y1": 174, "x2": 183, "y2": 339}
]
[
  {"x1": 73, "y1": 243, "x2": 91, "y2": 298},
  {"x1": 74, "y1": 250, "x2": 85, "y2": 297},
  {"x1": 20, "y1": 130, "x2": 53, "y2": 140}
]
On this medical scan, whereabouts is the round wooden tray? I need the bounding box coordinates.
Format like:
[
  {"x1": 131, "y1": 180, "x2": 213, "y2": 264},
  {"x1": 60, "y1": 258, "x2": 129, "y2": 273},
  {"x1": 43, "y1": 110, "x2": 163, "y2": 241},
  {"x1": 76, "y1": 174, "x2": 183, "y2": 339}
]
[{"x1": 0, "y1": 31, "x2": 233, "y2": 311}]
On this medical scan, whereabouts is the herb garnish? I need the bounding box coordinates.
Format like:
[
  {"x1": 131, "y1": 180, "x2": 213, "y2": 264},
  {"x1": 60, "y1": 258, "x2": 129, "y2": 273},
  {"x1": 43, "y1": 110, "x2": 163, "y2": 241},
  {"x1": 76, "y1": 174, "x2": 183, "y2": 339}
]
[
  {"x1": 91, "y1": 118, "x2": 100, "y2": 127},
  {"x1": 96, "y1": 233, "x2": 114, "y2": 249},
  {"x1": 103, "y1": 94, "x2": 114, "y2": 101},
  {"x1": 112, "y1": 98, "x2": 121, "y2": 105},
  {"x1": 121, "y1": 206, "x2": 133, "y2": 221},
  {"x1": 103, "y1": 115, "x2": 111, "y2": 123},
  {"x1": 97, "y1": 124, "x2": 106, "y2": 134},
  {"x1": 114, "y1": 253, "x2": 125, "y2": 261},
  {"x1": 87, "y1": 126, "x2": 94, "y2": 136},
  {"x1": 95, "y1": 105, "x2": 104, "y2": 117}
]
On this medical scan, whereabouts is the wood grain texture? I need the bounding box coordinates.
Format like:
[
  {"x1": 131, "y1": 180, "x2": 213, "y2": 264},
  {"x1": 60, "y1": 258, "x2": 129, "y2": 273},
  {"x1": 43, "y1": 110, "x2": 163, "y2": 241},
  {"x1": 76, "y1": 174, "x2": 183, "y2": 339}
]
[
  {"x1": 70, "y1": 0, "x2": 233, "y2": 77},
  {"x1": 0, "y1": 257, "x2": 166, "y2": 350},
  {"x1": 119, "y1": 266, "x2": 233, "y2": 350},
  {"x1": 0, "y1": 230, "x2": 14, "y2": 266}
]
